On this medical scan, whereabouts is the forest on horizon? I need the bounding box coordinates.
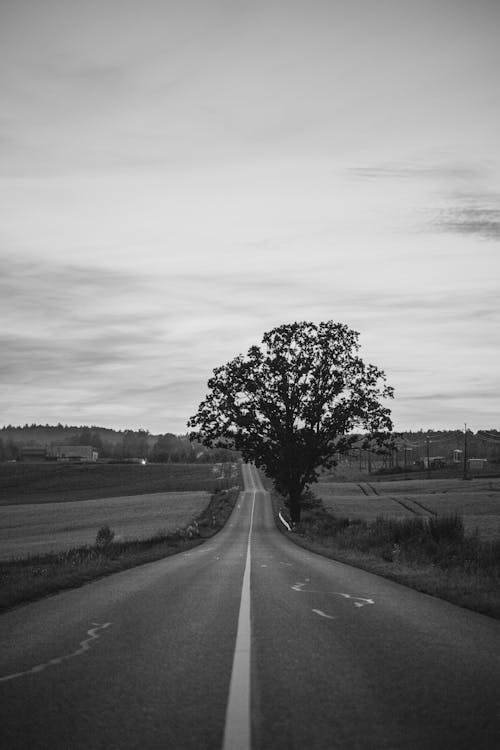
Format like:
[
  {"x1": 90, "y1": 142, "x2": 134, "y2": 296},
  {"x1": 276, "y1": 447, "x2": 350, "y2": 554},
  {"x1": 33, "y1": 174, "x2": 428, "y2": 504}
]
[{"x1": 1, "y1": 423, "x2": 500, "y2": 465}]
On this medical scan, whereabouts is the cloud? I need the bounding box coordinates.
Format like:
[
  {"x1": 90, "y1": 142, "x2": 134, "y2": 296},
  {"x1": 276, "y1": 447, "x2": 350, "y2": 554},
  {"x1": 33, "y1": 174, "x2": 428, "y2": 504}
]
[
  {"x1": 401, "y1": 390, "x2": 499, "y2": 402},
  {"x1": 0, "y1": 255, "x2": 142, "y2": 300},
  {"x1": 432, "y1": 192, "x2": 500, "y2": 241},
  {"x1": 0, "y1": 326, "x2": 164, "y2": 383},
  {"x1": 0, "y1": 256, "x2": 164, "y2": 379},
  {"x1": 348, "y1": 163, "x2": 486, "y2": 183},
  {"x1": 1, "y1": 245, "x2": 498, "y2": 432},
  {"x1": 348, "y1": 160, "x2": 500, "y2": 242}
]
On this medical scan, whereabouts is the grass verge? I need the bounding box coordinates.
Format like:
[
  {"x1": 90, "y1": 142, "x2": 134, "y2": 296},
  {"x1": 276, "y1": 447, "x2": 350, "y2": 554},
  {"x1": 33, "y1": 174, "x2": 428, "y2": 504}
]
[
  {"x1": 0, "y1": 486, "x2": 240, "y2": 613},
  {"x1": 270, "y1": 489, "x2": 500, "y2": 620}
]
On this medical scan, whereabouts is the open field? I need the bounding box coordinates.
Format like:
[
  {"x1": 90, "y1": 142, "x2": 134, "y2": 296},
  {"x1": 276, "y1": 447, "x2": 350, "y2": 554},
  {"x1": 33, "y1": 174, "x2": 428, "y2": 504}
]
[
  {"x1": 0, "y1": 487, "x2": 241, "y2": 612},
  {"x1": 315, "y1": 476, "x2": 500, "y2": 541},
  {"x1": 0, "y1": 462, "x2": 224, "y2": 505},
  {"x1": 0, "y1": 461, "x2": 240, "y2": 562},
  {"x1": 321, "y1": 463, "x2": 500, "y2": 483},
  {"x1": 0, "y1": 491, "x2": 211, "y2": 561}
]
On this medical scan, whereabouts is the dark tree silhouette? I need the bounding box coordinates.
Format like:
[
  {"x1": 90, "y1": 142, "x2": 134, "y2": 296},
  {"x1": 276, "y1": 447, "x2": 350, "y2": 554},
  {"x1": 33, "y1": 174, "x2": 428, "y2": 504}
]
[{"x1": 188, "y1": 321, "x2": 394, "y2": 523}]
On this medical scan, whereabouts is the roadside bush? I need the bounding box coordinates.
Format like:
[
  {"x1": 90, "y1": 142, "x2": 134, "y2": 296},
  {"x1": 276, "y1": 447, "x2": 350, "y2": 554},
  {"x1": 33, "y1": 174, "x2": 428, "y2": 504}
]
[
  {"x1": 95, "y1": 525, "x2": 115, "y2": 547},
  {"x1": 175, "y1": 521, "x2": 200, "y2": 539},
  {"x1": 311, "y1": 512, "x2": 351, "y2": 536},
  {"x1": 428, "y1": 515, "x2": 464, "y2": 543},
  {"x1": 296, "y1": 507, "x2": 499, "y2": 577},
  {"x1": 477, "y1": 539, "x2": 500, "y2": 573}
]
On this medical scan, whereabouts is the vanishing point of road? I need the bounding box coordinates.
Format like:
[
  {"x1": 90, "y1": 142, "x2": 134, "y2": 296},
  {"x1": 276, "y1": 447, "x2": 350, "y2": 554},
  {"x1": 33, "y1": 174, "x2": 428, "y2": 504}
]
[{"x1": 1, "y1": 464, "x2": 499, "y2": 749}]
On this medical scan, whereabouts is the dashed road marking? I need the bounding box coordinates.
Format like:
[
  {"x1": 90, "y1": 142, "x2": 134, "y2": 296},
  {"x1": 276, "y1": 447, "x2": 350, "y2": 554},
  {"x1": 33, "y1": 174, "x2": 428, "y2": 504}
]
[
  {"x1": 0, "y1": 622, "x2": 112, "y2": 684},
  {"x1": 333, "y1": 593, "x2": 375, "y2": 608},
  {"x1": 290, "y1": 582, "x2": 374, "y2": 608},
  {"x1": 312, "y1": 609, "x2": 335, "y2": 620}
]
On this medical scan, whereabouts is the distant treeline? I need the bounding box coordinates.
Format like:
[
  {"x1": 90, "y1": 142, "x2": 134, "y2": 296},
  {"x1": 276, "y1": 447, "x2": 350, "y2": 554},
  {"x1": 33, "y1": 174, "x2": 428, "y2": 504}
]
[
  {"x1": 1, "y1": 424, "x2": 499, "y2": 465},
  {"x1": 0, "y1": 424, "x2": 237, "y2": 463}
]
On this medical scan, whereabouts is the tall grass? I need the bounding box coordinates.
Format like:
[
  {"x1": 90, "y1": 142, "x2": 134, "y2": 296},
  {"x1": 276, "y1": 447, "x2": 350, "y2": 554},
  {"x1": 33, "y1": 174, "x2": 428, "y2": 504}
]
[{"x1": 296, "y1": 509, "x2": 499, "y2": 575}]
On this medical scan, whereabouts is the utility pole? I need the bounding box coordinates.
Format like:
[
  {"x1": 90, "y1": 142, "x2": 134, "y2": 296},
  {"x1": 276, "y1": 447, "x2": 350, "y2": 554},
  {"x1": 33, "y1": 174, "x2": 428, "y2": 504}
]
[
  {"x1": 425, "y1": 435, "x2": 431, "y2": 479},
  {"x1": 463, "y1": 423, "x2": 469, "y2": 480}
]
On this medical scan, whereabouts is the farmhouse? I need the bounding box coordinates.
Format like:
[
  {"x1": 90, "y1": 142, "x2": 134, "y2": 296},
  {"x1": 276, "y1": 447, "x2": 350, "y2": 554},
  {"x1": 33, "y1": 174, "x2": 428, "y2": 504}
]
[{"x1": 49, "y1": 445, "x2": 98, "y2": 462}]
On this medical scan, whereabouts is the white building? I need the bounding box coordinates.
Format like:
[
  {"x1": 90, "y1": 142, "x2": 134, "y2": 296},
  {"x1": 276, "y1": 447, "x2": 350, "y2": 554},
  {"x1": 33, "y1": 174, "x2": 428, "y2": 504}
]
[{"x1": 468, "y1": 458, "x2": 487, "y2": 470}]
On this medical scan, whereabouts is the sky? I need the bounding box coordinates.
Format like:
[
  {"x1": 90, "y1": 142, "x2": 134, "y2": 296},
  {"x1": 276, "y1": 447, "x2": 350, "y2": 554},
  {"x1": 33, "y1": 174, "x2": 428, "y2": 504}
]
[{"x1": 1, "y1": 0, "x2": 499, "y2": 435}]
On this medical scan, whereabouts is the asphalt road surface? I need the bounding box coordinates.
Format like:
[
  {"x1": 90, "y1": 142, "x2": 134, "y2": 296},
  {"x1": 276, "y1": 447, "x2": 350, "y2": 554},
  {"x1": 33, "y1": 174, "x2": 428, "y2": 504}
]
[{"x1": 1, "y1": 463, "x2": 499, "y2": 749}]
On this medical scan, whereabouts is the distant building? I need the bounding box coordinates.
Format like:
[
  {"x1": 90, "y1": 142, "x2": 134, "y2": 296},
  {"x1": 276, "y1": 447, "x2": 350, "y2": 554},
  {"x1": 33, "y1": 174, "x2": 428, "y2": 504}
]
[
  {"x1": 452, "y1": 449, "x2": 463, "y2": 464},
  {"x1": 19, "y1": 447, "x2": 48, "y2": 462},
  {"x1": 468, "y1": 458, "x2": 487, "y2": 470},
  {"x1": 421, "y1": 456, "x2": 446, "y2": 469},
  {"x1": 50, "y1": 445, "x2": 98, "y2": 462}
]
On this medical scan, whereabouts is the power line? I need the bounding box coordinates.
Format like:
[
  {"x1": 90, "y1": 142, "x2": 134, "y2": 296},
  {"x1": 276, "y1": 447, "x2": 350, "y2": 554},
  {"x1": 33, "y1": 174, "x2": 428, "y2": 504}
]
[
  {"x1": 477, "y1": 430, "x2": 500, "y2": 440},
  {"x1": 476, "y1": 432, "x2": 500, "y2": 445}
]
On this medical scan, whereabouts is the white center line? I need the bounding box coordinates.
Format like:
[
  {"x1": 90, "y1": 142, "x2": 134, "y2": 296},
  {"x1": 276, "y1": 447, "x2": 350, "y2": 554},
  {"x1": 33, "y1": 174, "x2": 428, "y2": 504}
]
[{"x1": 222, "y1": 468, "x2": 257, "y2": 750}]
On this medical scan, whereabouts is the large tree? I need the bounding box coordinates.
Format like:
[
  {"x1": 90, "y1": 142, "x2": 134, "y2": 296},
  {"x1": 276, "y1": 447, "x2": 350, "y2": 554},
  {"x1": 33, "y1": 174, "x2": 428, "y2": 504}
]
[{"x1": 188, "y1": 321, "x2": 393, "y2": 523}]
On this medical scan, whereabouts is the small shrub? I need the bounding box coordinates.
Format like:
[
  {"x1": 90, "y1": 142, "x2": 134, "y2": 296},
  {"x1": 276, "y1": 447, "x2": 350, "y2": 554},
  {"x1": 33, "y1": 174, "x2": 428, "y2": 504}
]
[
  {"x1": 380, "y1": 544, "x2": 396, "y2": 562},
  {"x1": 150, "y1": 529, "x2": 168, "y2": 542},
  {"x1": 185, "y1": 521, "x2": 200, "y2": 538},
  {"x1": 428, "y1": 515, "x2": 464, "y2": 544},
  {"x1": 95, "y1": 525, "x2": 115, "y2": 547}
]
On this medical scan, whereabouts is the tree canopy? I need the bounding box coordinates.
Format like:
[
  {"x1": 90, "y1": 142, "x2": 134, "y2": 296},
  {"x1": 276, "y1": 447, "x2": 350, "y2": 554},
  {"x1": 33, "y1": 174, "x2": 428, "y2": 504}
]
[{"x1": 188, "y1": 321, "x2": 394, "y2": 522}]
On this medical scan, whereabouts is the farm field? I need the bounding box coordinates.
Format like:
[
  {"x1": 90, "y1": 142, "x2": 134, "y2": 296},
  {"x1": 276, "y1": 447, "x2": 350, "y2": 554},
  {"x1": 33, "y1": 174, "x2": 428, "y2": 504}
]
[
  {"x1": 315, "y1": 476, "x2": 500, "y2": 541},
  {"x1": 0, "y1": 462, "x2": 224, "y2": 505},
  {"x1": 0, "y1": 491, "x2": 211, "y2": 561},
  {"x1": 0, "y1": 462, "x2": 240, "y2": 561}
]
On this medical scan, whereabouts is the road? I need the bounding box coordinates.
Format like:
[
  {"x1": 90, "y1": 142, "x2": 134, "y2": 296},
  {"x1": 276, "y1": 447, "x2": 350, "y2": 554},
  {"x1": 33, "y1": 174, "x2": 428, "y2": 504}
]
[{"x1": 1, "y1": 463, "x2": 499, "y2": 749}]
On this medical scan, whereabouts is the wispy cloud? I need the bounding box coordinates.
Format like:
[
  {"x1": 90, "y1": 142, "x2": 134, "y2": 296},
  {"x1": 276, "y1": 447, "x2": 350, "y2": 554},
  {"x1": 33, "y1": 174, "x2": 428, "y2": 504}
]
[
  {"x1": 401, "y1": 390, "x2": 499, "y2": 402},
  {"x1": 432, "y1": 192, "x2": 500, "y2": 241},
  {"x1": 348, "y1": 162, "x2": 486, "y2": 183},
  {"x1": 0, "y1": 256, "x2": 163, "y2": 379},
  {"x1": 348, "y1": 160, "x2": 500, "y2": 242}
]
